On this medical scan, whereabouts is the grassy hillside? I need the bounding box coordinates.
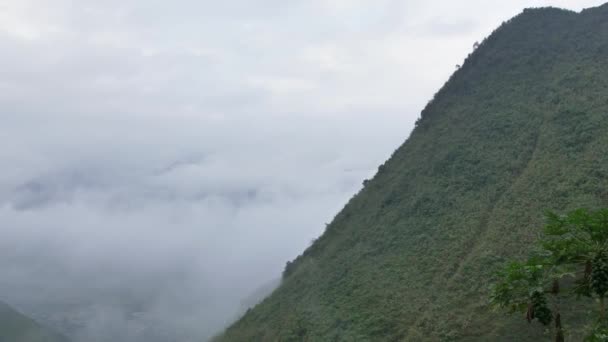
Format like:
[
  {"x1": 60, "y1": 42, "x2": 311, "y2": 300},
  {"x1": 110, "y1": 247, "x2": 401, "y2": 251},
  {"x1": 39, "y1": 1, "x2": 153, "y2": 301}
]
[
  {"x1": 218, "y1": 4, "x2": 608, "y2": 341},
  {"x1": 0, "y1": 301, "x2": 69, "y2": 342}
]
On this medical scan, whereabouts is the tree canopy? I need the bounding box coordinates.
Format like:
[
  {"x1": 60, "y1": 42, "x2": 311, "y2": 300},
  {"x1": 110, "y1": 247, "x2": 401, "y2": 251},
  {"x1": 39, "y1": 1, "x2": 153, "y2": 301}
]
[{"x1": 491, "y1": 209, "x2": 608, "y2": 341}]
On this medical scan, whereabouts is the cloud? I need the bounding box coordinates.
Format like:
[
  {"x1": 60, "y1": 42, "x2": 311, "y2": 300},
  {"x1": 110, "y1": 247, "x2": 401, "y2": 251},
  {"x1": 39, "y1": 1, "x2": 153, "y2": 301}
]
[
  {"x1": 0, "y1": 0, "x2": 605, "y2": 341},
  {"x1": 0, "y1": 110, "x2": 407, "y2": 340}
]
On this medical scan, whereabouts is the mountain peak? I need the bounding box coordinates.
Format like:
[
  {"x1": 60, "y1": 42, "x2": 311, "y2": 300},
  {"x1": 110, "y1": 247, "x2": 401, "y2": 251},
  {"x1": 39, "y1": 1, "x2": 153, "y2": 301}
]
[{"x1": 217, "y1": 4, "x2": 608, "y2": 341}]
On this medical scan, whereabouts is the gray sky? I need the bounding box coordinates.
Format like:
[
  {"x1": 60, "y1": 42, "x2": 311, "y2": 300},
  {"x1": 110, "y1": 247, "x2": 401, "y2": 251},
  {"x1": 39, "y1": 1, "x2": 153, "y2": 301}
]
[{"x1": 0, "y1": 0, "x2": 605, "y2": 341}]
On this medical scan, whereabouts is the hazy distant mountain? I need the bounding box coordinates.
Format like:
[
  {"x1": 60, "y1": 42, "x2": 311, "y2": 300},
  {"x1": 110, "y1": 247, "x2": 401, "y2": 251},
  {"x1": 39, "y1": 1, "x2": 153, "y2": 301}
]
[
  {"x1": 238, "y1": 278, "x2": 281, "y2": 313},
  {"x1": 0, "y1": 300, "x2": 69, "y2": 342},
  {"x1": 217, "y1": 4, "x2": 608, "y2": 341}
]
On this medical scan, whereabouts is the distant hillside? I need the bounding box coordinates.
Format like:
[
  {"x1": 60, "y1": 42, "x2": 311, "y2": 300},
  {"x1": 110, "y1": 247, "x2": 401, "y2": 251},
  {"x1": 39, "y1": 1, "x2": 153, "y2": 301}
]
[
  {"x1": 0, "y1": 301, "x2": 69, "y2": 342},
  {"x1": 238, "y1": 278, "x2": 281, "y2": 313},
  {"x1": 217, "y1": 3, "x2": 608, "y2": 341}
]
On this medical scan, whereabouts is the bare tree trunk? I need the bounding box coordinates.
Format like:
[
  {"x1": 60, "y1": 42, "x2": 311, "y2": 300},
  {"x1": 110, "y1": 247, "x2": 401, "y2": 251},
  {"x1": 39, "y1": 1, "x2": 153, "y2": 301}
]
[
  {"x1": 601, "y1": 296, "x2": 606, "y2": 322},
  {"x1": 552, "y1": 282, "x2": 563, "y2": 342},
  {"x1": 555, "y1": 313, "x2": 564, "y2": 342}
]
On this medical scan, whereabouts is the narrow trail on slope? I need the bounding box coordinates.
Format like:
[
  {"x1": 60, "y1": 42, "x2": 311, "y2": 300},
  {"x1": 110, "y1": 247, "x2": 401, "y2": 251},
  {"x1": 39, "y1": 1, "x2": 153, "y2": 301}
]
[
  {"x1": 446, "y1": 121, "x2": 545, "y2": 285},
  {"x1": 402, "y1": 113, "x2": 546, "y2": 341}
]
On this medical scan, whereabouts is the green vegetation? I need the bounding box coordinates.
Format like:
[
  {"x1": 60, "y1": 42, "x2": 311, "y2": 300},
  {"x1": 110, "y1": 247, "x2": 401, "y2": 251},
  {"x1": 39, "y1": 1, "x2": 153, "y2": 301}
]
[
  {"x1": 218, "y1": 4, "x2": 608, "y2": 341},
  {"x1": 491, "y1": 209, "x2": 608, "y2": 341},
  {"x1": 0, "y1": 301, "x2": 69, "y2": 342}
]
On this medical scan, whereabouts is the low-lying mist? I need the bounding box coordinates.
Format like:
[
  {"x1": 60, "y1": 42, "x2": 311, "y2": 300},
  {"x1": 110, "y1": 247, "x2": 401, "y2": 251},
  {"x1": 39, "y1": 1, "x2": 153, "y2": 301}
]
[
  {"x1": 0, "y1": 113, "x2": 407, "y2": 341},
  {"x1": 0, "y1": 1, "x2": 423, "y2": 339}
]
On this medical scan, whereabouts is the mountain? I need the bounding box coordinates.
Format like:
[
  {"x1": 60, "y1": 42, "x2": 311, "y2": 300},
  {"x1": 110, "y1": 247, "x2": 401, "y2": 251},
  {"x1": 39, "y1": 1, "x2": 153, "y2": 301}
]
[
  {"x1": 238, "y1": 278, "x2": 281, "y2": 314},
  {"x1": 216, "y1": 4, "x2": 608, "y2": 341},
  {"x1": 0, "y1": 301, "x2": 70, "y2": 342}
]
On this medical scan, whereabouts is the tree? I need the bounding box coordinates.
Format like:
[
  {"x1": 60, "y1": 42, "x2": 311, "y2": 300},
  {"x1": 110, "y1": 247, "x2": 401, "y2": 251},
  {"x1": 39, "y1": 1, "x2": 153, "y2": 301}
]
[
  {"x1": 491, "y1": 208, "x2": 608, "y2": 341},
  {"x1": 543, "y1": 210, "x2": 608, "y2": 319},
  {"x1": 490, "y1": 257, "x2": 563, "y2": 341},
  {"x1": 283, "y1": 260, "x2": 295, "y2": 278}
]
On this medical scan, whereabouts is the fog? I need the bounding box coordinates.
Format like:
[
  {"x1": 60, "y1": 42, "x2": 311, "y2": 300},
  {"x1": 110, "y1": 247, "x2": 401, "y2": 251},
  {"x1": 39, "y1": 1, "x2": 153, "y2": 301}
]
[
  {"x1": 1, "y1": 111, "x2": 412, "y2": 340},
  {"x1": 0, "y1": 0, "x2": 605, "y2": 341}
]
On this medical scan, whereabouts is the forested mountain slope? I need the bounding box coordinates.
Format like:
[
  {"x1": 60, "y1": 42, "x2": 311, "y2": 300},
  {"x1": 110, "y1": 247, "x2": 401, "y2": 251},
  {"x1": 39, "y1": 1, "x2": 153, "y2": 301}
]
[
  {"x1": 0, "y1": 301, "x2": 70, "y2": 342},
  {"x1": 218, "y1": 4, "x2": 608, "y2": 341}
]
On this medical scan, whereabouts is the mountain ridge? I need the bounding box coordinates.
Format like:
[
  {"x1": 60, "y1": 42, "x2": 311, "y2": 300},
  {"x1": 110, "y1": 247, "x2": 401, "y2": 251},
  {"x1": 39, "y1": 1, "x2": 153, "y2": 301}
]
[{"x1": 218, "y1": 3, "x2": 608, "y2": 341}]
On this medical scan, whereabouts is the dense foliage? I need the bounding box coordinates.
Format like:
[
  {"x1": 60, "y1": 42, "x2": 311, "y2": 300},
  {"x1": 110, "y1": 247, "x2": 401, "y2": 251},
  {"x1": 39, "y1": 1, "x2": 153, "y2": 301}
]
[
  {"x1": 0, "y1": 301, "x2": 70, "y2": 342},
  {"x1": 491, "y1": 209, "x2": 608, "y2": 341},
  {"x1": 217, "y1": 4, "x2": 608, "y2": 341}
]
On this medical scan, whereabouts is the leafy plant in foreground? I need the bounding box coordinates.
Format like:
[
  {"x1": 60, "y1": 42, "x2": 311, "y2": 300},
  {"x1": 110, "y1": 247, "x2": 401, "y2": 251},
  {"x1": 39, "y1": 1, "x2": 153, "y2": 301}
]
[{"x1": 491, "y1": 209, "x2": 608, "y2": 341}]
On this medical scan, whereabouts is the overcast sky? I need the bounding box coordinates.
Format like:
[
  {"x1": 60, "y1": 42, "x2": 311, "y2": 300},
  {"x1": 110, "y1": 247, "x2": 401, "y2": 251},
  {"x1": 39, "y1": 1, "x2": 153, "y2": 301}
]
[{"x1": 0, "y1": 0, "x2": 605, "y2": 341}]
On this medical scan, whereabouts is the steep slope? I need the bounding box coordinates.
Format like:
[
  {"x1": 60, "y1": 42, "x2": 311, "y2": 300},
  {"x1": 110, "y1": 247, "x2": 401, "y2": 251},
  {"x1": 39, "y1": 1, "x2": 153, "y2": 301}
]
[
  {"x1": 0, "y1": 301, "x2": 70, "y2": 342},
  {"x1": 218, "y1": 4, "x2": 608, "y2": 341}
]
